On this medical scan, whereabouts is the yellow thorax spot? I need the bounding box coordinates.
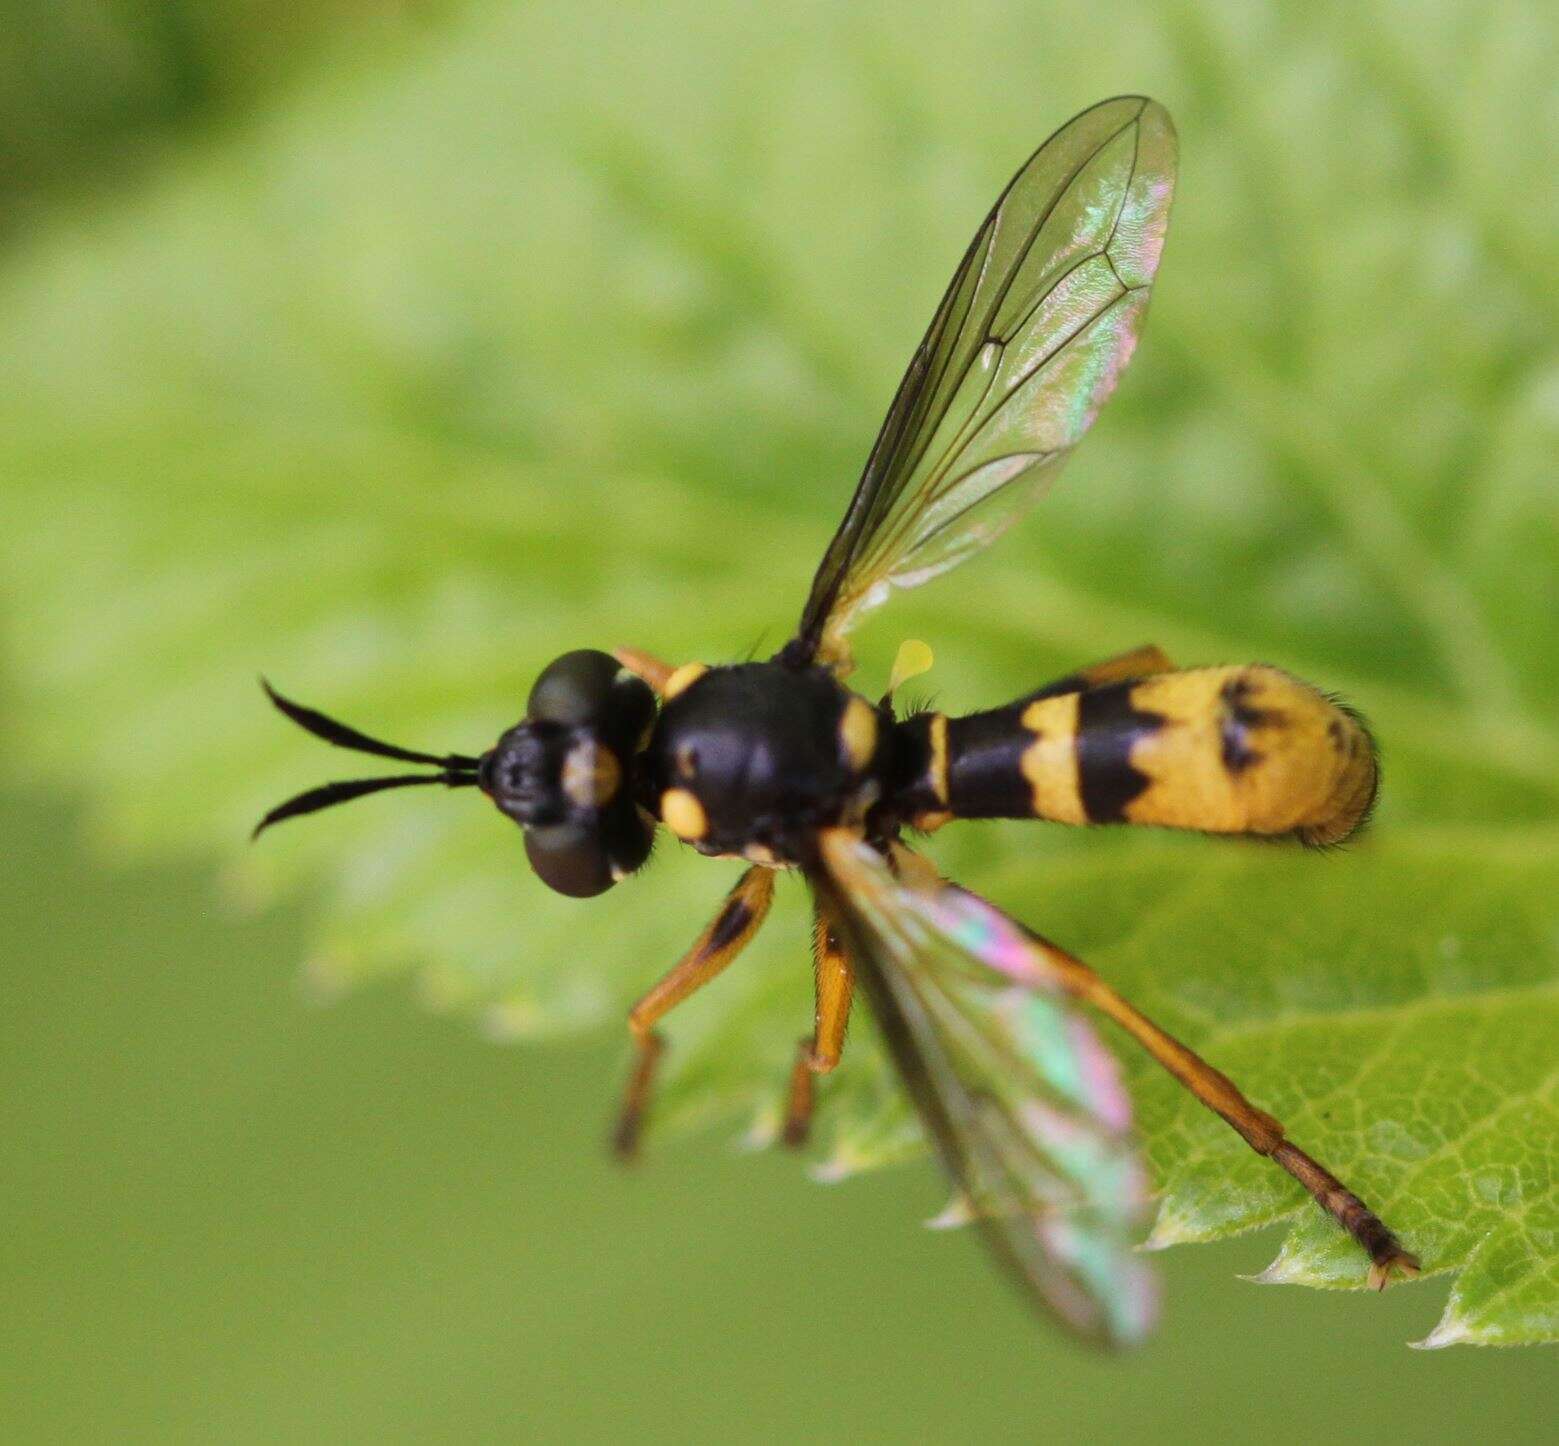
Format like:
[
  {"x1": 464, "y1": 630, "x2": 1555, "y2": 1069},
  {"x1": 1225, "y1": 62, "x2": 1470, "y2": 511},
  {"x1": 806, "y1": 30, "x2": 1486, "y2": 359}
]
[
  {"x1": 839, "y1": 696, "x2": 879, "y2": 772},
  {"x1": 663, "y1": 662, "x2": 710, "y2": 701},
  {"x1": 660, "y1": 787, "x2": 708, "y2": 841},
  {"x1": 561, "y1": 741, "x2": 622, "y2": 809}
]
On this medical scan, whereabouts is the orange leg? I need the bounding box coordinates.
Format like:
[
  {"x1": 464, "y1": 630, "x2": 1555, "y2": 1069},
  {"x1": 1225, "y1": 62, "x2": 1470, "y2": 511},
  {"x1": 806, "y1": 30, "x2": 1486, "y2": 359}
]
[
  {"x1": 613, "y1": 866, "x2": 775, "y2": 1158},
  {"x1": 782, "y1": 895, "x2": 856, "y2": 1147},
  {"x1": 1012, "y1": 925, "x2": 1418, "y2": 1287},
  {"x1": 888, "y1": 843, "x2": 1419, "y2": 1288},
  {"x1": 1072, "y1": 642, "x2": 1175, "y2": 687},
  {"x1": 613, "y1": 646, "x2": 675, "y2": 694},
  {"x1": 1033, "y1": 642, "x2": 1175, "y2": 699}
]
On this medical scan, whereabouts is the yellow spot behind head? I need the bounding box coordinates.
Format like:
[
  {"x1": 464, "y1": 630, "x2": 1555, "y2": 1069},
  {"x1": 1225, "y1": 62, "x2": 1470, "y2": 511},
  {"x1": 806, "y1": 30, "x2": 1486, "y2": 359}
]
[
  {"x1": 660, "y1": 787, "x2": 708, "y2": 841},
  {"x1": 889, "y1": 639, "x2": 934, "y2": 695},
  {"x1": 663, "y1": 662, "x2": 709, "y2": 700}
]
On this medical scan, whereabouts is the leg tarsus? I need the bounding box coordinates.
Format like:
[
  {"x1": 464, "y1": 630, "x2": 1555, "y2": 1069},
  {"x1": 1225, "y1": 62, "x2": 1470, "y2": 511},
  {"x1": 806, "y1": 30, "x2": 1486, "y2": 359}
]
[
  {"x1": 782, "y1": 1038, "x2": 847, "y2": 1149},
  {"x1": 1271, "y1": 1140, "x2": 1421, "y2": 1288},
  {"x1": 612, "y1": 1029, "x2": 664, "y2": 1160},
  {"x1": 782, "y1": 1037, "x2": 821, "y2": 1148}
]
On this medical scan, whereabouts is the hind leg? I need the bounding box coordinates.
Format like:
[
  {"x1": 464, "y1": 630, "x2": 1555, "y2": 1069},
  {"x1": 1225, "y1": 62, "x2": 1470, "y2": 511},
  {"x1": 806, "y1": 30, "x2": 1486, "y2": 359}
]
[
  {"x1": 887, "y1": 842, "x2": 1419, "y2": 1288},
  {"x1": 1029, "y1": 643, "x2": 1175, "y2": 700}
]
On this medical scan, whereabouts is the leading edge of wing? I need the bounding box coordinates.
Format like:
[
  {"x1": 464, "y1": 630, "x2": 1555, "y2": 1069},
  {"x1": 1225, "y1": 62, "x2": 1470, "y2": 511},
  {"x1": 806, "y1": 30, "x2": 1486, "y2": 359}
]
[
  {"x1": 792, "y1": 96, "x2": 1177, "y2": 671},
  {"x1": 815, "y1": 831, "x2": 1158, "y2": 1346}
]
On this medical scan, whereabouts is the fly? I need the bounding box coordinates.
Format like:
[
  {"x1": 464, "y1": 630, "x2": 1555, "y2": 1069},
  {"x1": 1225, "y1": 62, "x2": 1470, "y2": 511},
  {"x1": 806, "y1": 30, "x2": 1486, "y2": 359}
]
[{"x1": 256, "y1": 96, "x2": 1418, "y2": 1345}]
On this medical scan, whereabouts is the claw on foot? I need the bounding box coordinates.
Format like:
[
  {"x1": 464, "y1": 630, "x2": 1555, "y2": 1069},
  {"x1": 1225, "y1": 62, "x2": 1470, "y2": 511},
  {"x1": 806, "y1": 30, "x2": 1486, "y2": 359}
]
[{"x1": 1368, "y1": 1248, "x2": 1421, "y2": 1291}]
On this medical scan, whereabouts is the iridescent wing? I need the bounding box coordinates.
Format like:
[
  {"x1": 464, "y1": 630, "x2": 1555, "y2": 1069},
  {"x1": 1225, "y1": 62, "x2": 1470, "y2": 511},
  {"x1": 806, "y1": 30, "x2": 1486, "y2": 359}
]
[
  {"x1": 794, "y1": 96, "x2": 1176, "y2": 671},
  {"x1": 817, "y1": 832, "x2": 1156, "y2": 1345}
]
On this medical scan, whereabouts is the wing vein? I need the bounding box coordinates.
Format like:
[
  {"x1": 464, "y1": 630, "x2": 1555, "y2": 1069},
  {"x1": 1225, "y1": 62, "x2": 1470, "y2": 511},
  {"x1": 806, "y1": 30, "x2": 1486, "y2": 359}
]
[
  {"x1": 815, "y1": 835, "x2": 1158, "y2": 1343},
  {"x1": 892, "y1": 111, "x2": 1144, "y2": 502},
  {"x1": 790, "y1": 97, "x2": 1176, "y2": 667}
]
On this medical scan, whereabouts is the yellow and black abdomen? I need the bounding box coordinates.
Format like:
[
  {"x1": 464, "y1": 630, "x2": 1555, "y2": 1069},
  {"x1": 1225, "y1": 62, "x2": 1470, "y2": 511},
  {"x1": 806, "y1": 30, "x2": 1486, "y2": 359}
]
[{"x1": 893, "y1": 666, "x2": 1377, "y2": 847}]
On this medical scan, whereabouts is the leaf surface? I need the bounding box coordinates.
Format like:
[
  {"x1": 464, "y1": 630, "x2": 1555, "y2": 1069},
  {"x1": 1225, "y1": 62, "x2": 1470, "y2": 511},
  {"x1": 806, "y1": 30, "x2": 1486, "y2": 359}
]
[{"x1": 0, "y1": 0, "x2": 1553, "y2": 1348}]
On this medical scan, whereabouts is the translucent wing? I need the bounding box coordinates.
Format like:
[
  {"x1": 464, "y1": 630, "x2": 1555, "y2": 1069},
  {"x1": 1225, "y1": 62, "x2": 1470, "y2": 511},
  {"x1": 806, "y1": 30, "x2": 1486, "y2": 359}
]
[
  {"x1": 795, "y1": 97, "x2": 1176, "y2": 671},
  {"x1": 817, "y1": 832, "x2": 1156, "y2": 1346}
]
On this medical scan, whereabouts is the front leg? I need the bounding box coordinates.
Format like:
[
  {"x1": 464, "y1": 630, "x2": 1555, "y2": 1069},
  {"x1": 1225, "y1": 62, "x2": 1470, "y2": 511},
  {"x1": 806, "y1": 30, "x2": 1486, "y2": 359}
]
[
  {"x1": 613, "y1": 866, "x2": 775, "y2": 1158},
  {"x1": 614, "y1": 646, "x2": 716, "y2": 708},
  {"x1": 613, "y1": 646, "x2": 675, "y2": 695}
]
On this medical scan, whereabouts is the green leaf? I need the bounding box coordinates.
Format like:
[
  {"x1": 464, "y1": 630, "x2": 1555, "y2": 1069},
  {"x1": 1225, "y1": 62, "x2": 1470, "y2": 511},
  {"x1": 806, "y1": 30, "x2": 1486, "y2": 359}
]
[{"x1": 1, "y1": 0, "x2": 1554, "y2": 1348}]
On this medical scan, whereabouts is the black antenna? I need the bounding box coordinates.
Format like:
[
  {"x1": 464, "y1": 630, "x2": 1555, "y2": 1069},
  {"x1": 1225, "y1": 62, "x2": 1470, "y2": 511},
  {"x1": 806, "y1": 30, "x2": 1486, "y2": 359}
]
[
  {"x1": 255, "y1": 680, "x2": 481, "y2": 838},
  {"x1": 261, "y1": 679, "x2": 480, "y2": 770},
  {"x1": 253, "y1": 772, "x2": 477, "y2": 838}
]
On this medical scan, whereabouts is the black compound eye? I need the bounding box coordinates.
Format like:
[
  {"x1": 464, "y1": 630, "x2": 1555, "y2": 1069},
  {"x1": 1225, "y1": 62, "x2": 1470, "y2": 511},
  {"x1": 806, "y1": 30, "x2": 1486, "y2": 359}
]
[
  {"x1": 528, "y1": 650, "x2": 625, "y2": 726},
  {"x1": 529, "y1": 648, "x2": 656, "y2": 749},
  {"x1": 524, "y1": 822, "x2": 613, "y2": 898},
  {"x1": 511, "y1": 650, "x2": 658, "y2": 897},
  {"x1": 523, "y1": 800, "x2": 656, "y2": 896}
]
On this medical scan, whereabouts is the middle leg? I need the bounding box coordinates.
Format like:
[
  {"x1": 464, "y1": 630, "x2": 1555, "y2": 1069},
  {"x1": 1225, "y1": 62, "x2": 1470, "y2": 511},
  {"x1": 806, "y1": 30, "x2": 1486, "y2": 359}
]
[{"x1": 781, "y1": 892, "x2": 856, "y2": 1147}]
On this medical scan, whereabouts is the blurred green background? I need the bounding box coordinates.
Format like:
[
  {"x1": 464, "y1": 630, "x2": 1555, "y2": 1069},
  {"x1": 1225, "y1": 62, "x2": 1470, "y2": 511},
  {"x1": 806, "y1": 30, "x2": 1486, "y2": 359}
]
[{"x1": 1, "y1": 1, "x2": 1554, "y2": 1441}]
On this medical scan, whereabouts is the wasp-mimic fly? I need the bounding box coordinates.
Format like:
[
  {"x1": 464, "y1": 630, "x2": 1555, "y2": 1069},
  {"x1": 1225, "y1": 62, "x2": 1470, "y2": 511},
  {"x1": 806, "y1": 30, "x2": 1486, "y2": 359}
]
[{"x1": 257, "y1": 97, "x2": 1418, "y2": 1345}]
